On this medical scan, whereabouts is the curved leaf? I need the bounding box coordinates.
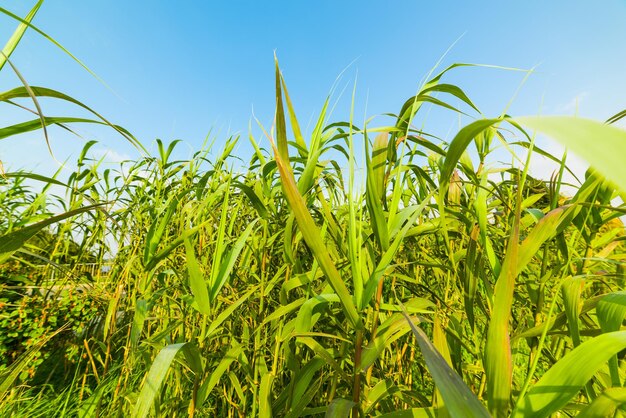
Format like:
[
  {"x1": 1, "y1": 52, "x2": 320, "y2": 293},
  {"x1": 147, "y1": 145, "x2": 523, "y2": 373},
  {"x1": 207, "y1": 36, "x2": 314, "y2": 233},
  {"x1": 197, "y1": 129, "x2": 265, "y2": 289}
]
[
  {"x1": 133, "y1": 342, "x2": 196, "y2": 418},
  {"x1": 514, "y1": 116, "x2": 626, "y2": 193},
  {"x1": 577, "y1": 387, "x2": 626, "y2": 418},
  {"x1": 513, "y1": 331, "x2": 626, "y2": 418},
  {"x1": 403, "y1": 312, "x2": 491, "y2": 418}
]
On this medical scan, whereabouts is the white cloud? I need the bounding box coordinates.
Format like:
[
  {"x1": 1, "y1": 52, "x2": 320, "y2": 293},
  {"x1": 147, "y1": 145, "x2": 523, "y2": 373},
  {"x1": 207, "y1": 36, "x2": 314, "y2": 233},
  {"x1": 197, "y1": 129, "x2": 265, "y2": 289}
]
[
  {"x1": 555, "y1": 92, "x2": 588, "y2": 114},
  {"x1": 526, "y1": 137, "x2": 589, "y2": 196},
  {"x1": 90, "y1": 147, "x2": 132, "y2": 164}
]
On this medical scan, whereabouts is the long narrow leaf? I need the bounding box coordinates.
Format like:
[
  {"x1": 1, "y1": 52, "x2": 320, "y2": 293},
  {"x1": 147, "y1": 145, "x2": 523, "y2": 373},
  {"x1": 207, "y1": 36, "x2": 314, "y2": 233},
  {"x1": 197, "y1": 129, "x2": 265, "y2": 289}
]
[
  {"x1": 513, "y1": 331, "x2": 626, "y2": 418},
  {"x1": 133, "y1": 342, "x2": 194, "y2": 418},
  {"x1": 402, "y1": 312, "x2": 491, "y2": 418}
]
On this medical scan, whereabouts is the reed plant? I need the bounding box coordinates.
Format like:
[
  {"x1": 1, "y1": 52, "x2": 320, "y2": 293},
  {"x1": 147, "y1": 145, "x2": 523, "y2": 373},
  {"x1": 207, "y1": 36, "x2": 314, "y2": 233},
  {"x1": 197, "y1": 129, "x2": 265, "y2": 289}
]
[{"x1": 1, "y1": 2, "x2": 626, "y2": 417}]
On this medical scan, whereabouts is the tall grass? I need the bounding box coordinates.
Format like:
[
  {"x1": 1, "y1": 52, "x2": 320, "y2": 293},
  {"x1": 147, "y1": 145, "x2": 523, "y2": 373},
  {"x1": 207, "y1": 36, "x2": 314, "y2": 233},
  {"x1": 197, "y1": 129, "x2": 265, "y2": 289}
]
[{"x1": 2, "y1": 2, "x2": 626, "y2": 418}]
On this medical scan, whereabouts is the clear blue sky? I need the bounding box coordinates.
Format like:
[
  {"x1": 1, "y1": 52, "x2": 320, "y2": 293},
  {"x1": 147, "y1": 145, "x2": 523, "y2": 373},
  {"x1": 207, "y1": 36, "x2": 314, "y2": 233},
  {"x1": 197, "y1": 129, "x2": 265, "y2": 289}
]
[{"x1": 1, "y1": 0, "x2": 625, "y2": 177}]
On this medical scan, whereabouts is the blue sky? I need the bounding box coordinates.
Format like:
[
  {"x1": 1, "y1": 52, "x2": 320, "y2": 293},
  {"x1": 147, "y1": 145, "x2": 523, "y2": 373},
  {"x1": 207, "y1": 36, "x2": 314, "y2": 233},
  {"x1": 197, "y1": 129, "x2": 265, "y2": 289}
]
[{"x1": 1, "y1": 0, "x2": 625, "y2": 178}]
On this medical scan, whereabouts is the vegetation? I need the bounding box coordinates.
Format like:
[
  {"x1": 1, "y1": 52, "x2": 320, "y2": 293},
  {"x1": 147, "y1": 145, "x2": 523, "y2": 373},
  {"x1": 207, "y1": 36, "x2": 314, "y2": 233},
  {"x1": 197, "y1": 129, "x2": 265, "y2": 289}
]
[{"x1": 2, "y1": 2, "x2": 626, "y2": 417}]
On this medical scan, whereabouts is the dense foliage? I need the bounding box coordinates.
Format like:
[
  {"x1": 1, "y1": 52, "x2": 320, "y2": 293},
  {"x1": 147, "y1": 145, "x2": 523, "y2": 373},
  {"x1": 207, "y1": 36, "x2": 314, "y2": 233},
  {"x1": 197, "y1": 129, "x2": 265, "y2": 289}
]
[{"x1": 2, "y1": 2, "x2": 626, "y2": 418}]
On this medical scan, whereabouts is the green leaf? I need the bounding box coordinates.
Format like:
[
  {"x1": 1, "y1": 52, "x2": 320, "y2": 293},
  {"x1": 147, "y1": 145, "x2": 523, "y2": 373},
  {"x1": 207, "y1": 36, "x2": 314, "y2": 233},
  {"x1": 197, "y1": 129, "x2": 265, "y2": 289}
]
[
  {"x1": 144, "y1": 221, "x2": 207, "y2": 271},
  {"x1": 378, "y1": 408, "x2": 437, "y2": 418},
  {"x1": 596, "y1": 291, "x2": 626, "y2": 333},
  {"x1": 516, "y1": 205, "x2": 572, "y2": 274},
  {"x1": 133, "y1": 342, "x2": 194, "y2": 418},
  {"x1": 143, "y1": 193, "x2": 180, "y2": 267},
  {"x1": 197, "y1": 343, "x2": 242, "y2": 405},
  {"x1": 77, "y1": 384, "x2": 105, "y2": 418},
  {"x1": 285, "y1": 358, "x2": 324, "y2": 417},
  {"x1": 362, "y1": 196, "x2": 433, "y2": 308},
  {"x1": 402, "y1": 312, "x2": 491, "y2": 418},
  {"x1": 577, "y1": 387, "x2": 626, "y2": 418},
  {"x1": 3, "y1": 171, "x2": 67, "y2": 187},
  {"x1": 3, "y1": 55, "x2": 52, "y2": 155},
  {"x1": 0, "y1": 4, "x2": 113, "y2": 90},
  {"x1": 184, "y1": 233, "x2": 211, "y2": 316},
  {"x1": 260, "y1": 298, "x2": 305, "y2": 328},
  {"x1": 0, "y1": 0, "x2": 42, "y2": 72},
  {"x1": 0, "y1": 86, "x2": 143, "y2": 150},
  {"x1": 259, "y1": 373, "x2": 274, "y2": 418},
  {"x1": 484, "y1": 204, "x2": 572, "y2": 415},
  {"x1": 361, "y1": 298, "x2": 435, "y2": 371},
  {"x1": 285, "y1": 378, "x2": 323, "y2": 418},
  {"x1": 233, "y1": 181, "x2": 269, "y2": 219},
  {"x1": 181, "y1": 343, "x2": 203, "y2": 376},
  {"x1": 440, "y1": 119, "x2": 502, "y2": 193},
  {"x1": 561, "y1": 277, "x2": 585, "y2": 347},
  {"x1": 512, "y1": 331, "x2": 626, "y2": 418},
  {"x1": 0, "y1": 204, "x2": 103, "y2": 263},
  {"x1": 280, "y1": 74, "x2": 307, "y2": 154},
  {"x1": 274, "y1": 55, "x2": 289, "y2": 164},
  {"x1": 206, "y1": 286, "x2": 258, "y2": 337},
  {"x1": 463, "y1": 225, "x2": 480, "y2": 330},
  {"x1": 295, "y1": 294, "x2": 340, "y2": 333},
  {"x1": 364, "y1": 379, "x2": 402, "y2": 413},
  {"x1": 514, "y1": 116, "x2": 626, "y2": 193},
  {"x1": 596, "y1": 291, "x2": 626, "y2": 386},
  {"x1": 365, "y1": 132, "x2": 390, "y2": 252},
  {"x1": 209, "y1": 219, "x2": 258, "y2": 301},
  {"x1": 324, "y1": 398, "x2": 355, "y2": 418},
  {"x1": 297, "y1": 337, "x2": 351, "y2": 382},
  {"x1": 271, "y1": 111, "x2": 361, "y2": 330},
  {"x1": 0, "y1": 116, "x2": 135, "y2": 143},
  {"x1": 130, "y1": 299, "x2": 148, "y2": 346}
]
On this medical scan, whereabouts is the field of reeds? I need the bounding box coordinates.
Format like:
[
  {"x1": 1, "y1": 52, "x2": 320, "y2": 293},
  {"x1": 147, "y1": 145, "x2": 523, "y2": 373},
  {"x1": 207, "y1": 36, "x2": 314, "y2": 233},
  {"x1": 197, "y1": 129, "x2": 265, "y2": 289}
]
[{"x1": 2, "y1": 2, "x2": 626, "y2": 418}]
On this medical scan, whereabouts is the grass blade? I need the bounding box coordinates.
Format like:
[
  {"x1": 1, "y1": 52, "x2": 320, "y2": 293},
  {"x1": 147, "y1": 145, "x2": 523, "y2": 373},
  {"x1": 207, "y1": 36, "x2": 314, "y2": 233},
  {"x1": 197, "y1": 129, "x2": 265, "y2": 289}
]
[
  {"x1": 184, "y1": 233, "x2": 211, "y2": 316},
  {"x1": 325, "y1": 398, "x2": 355, "y2": 418},
  {"x1": 259, "y1": 373, "x2": 274, "y2": 418},
  {"x1": 210, "y1": 219, "x2": 258, "y2": 301},
  {"x1": 596, "y1": 291, "x2": 626, "y2": 386},
  {"x1": 485, "y1": 204, "x2": 571, "y2": 415},
  {"x1": 0, "y1": 0, "x2": 42, "y2": 72},
  {"x1": 512, "y1": 331, "x2": 626, "y2": 418},
  {"x1": 270, "y1": 74, "x2": 361, "y2": 329},
  {"x1": 561, "y1": 277, "x2": 585, "y2": 347},
  {"x1": 1, "y1": 86, "x2": 145, "y2": 151},
  {"x1": 0, "y1": 203, "x2": 103, "y2": 262},
  {"x1": 402, "y1": 312, "x2": 491, "y2": 418},
  {"x1": 378, "y1": 408, "x2": 437, "y2": 418},
  {"x1": 577, "y1": 387, "x2": 626, "y2": 418},
  {"x1": 133, "y1": 342, "x2": 194, "y2": 418},
  {"x1": 197, "y1": 343, "x2": 242, "y2": 404}
]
